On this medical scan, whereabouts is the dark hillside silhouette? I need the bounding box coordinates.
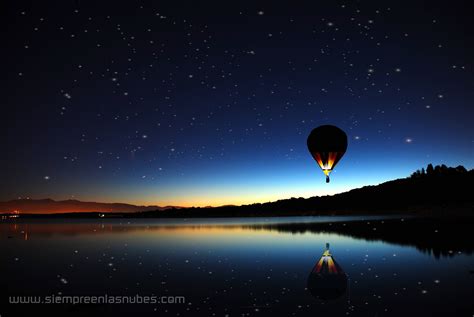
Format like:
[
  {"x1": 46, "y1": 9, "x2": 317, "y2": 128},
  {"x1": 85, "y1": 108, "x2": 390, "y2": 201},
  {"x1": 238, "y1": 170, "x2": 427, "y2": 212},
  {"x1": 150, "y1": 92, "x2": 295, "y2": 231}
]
[
  {"x1": 138, "y1": 164, "x2": 473, "y2": 218},
  {"x1": 9, "y1": 164, "x2": 473, "y2": 218}
]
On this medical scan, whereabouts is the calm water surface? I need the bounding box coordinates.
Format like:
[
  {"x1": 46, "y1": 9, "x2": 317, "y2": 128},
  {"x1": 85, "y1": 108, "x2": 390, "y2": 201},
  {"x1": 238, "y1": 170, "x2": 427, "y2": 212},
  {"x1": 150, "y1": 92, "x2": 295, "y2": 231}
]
[{"x1": 1, "y1": 216, "x2": 473, "y2": 316}]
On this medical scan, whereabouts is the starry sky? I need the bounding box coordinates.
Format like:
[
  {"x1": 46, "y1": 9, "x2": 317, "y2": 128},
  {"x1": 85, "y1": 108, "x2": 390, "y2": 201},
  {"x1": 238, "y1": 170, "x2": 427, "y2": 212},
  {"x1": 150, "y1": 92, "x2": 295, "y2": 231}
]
[{"x1": 2, "y1": 1, "x2": 473, "y2": 207}]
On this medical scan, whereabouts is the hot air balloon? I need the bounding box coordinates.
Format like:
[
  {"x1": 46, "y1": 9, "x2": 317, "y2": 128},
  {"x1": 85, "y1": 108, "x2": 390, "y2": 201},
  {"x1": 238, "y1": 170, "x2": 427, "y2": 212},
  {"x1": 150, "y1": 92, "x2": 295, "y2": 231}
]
[
  {"x1": 307, "y1": 243, "x2": 348, "y2": 301},
  {"x1": 307, "y1": 125, "x2": 348, "y2": 183}
]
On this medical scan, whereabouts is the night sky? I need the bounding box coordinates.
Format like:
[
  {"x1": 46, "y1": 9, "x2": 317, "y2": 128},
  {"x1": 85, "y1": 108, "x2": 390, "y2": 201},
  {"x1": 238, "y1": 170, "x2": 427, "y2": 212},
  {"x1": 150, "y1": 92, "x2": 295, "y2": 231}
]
[{"x1": 2, "y1": 1, "x2": 473, "y2": 207}]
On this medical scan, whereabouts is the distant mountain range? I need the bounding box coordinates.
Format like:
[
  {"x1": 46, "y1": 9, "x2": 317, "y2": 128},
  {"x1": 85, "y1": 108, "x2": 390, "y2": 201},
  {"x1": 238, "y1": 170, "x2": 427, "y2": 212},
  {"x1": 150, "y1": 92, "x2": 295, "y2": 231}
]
[{"x1": 0, "y1": 198, "x2": 178, "y2": 214}]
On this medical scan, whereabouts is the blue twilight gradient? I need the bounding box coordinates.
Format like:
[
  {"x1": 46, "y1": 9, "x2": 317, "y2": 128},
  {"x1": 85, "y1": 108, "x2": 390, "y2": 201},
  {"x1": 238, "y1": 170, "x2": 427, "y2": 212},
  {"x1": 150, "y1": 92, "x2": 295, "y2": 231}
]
[{"x1": 2, "y1": 1, "x2": 473, "y2": 206}]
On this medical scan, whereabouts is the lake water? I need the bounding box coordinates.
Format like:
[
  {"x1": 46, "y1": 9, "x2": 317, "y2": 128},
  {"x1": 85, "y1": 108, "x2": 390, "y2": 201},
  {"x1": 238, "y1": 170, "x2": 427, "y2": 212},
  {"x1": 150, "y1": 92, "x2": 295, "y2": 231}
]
[{"x1": 1, "y1": 216, "x2": 473, "y2": 316}]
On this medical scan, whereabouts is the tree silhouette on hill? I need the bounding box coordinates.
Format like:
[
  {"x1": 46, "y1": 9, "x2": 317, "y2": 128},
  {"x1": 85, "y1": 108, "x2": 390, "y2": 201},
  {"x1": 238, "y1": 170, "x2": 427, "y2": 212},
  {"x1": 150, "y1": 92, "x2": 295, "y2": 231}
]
[
  {"x1": 427, "y1": 163, "x2": 434, "y2": 175},
  {"x1": 411, "y1": 164, "x2": 468, "y2": 178}
]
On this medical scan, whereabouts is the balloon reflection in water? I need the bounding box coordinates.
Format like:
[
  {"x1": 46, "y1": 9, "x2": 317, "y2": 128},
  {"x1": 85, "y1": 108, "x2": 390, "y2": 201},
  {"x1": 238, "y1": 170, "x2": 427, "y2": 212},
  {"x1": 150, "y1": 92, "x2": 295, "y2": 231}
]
[{"x1": 307, "y1": 243, "x2": 348, "y2": 300}]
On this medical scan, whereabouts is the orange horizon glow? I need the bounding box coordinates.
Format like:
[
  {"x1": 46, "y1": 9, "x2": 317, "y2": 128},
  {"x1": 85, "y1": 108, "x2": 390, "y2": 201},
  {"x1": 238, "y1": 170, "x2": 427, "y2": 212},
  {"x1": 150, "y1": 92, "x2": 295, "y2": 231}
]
[
  {"x1": 93, "y1": 187, "x2": 349, "y2": 208},
  {"x1": 1, "y1": 185, "x2": 353, "y2": 214}
]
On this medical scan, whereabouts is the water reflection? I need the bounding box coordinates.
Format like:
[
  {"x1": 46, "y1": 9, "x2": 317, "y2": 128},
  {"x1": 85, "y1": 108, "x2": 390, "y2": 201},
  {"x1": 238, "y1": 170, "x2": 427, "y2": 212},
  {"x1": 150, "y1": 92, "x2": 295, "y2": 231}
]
[
  {"x1": 1, "y1": 216, "x2": 474, "y2": 316},
  {"x1": 3, "y1": 216, "x2": 473, "y2": 259},
  {"x1": 243, "y1": 217, "x2": 474, "y2": 259},
  {"x1": 307, "y1": 243, "x2": 348, "y2": 301}
]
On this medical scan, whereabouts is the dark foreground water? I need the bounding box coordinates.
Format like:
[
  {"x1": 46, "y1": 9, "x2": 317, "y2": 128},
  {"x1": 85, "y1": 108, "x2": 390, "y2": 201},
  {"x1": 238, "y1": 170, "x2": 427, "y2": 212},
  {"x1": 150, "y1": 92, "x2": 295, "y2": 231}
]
[{"x1": 1, "y1": 216, "x2": 473, "y2": 316}]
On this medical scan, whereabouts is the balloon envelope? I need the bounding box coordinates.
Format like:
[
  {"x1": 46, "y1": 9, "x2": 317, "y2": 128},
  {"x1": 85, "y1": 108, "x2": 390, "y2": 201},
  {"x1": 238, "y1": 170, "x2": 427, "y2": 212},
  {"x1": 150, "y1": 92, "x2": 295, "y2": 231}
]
[{"x1": 307, "y1": 125, "x2": 348, "y2": 182}]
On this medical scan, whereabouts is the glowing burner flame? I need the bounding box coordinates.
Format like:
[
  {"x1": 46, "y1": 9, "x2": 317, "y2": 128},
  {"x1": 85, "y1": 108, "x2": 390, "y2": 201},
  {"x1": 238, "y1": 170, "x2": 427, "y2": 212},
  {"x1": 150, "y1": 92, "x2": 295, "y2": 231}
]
[{"x1": 315, "y1": 152, "x2": 339, "y2": 176}]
